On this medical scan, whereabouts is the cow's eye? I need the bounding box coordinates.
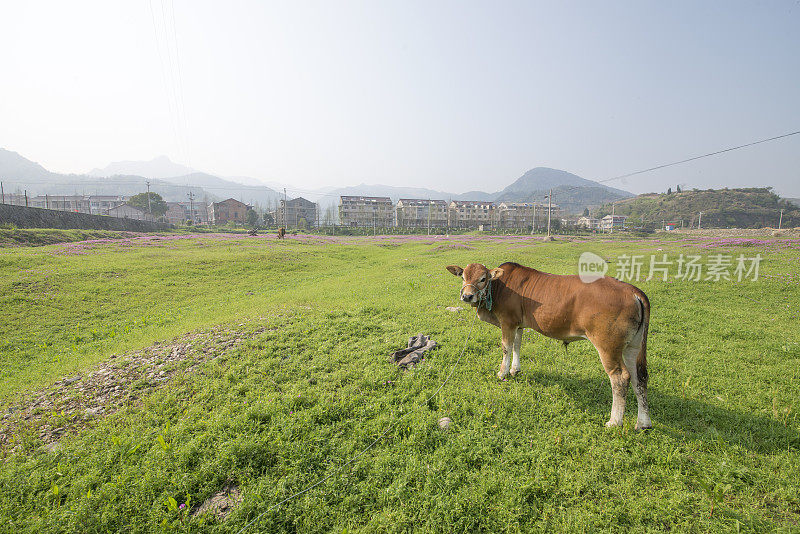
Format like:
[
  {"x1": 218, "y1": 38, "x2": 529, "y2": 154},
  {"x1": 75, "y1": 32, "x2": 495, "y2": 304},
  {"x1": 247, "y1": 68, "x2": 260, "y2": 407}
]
[{"x1": 480, "y1": 276, "x2": 485, "y2": 282}]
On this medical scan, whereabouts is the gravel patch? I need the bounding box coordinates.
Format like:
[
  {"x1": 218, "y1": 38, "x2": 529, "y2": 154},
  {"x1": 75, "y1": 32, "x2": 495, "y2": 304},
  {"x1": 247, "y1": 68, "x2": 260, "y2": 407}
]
[{"x1": 0, "y1": 325, "x2": 271, "y2": 456}]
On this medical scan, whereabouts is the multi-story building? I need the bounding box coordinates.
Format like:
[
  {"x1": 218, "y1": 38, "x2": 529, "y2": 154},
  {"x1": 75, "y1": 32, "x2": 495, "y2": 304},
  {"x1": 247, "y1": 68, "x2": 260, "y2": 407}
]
[
  {"x1": 29, "y1": 195, "x2": 91, "y2": 213},
  {"x1": 448, "y1": 200, "x2": 495, "y2": 229},
  {"x1": 2, "y1": 194, "x2": 32, "y2": 207},
  {"x1": 2, "y1": 194, "x2": 126, "y2": 214},
  {"x1": 577, "y1": 216, "x2": 601, "y2": 230},
  {"x1": 339, "y1": 196, "x2": 394, "y2": 227},
  {"x1": 600, "y1": 214, "x2": 628, "y2": 232},
  {"x1": 210, "y1": 198, "x2": 250, "y2": 225},
  {"x1": 277, "y1": 197, "x2": 317, "y2": 228},
  {"x1": 395, "y1": 199, "x2": 448, "y2": 228},
  {"x1": 494, "y1": 202, "x2": 559, "y2": 230}
]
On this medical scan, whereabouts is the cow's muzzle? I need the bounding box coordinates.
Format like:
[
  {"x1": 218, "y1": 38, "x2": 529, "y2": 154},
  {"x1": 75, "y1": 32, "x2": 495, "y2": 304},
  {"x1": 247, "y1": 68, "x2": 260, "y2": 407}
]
[{"x1": 460, "y1": 282, "x2": 492, "y2": 310}]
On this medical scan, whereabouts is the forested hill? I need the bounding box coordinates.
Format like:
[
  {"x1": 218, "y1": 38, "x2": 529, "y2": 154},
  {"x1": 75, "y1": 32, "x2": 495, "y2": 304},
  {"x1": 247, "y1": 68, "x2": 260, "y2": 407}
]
[{"x1": 597, "y1": 187, "x2": 800, "y2": 229}]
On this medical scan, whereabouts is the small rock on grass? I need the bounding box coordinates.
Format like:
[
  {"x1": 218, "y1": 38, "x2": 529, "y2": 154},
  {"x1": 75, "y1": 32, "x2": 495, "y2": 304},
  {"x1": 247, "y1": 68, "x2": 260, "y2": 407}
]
[{"x1": 438, "y1": 417, "x2": 452, "y2": 430}]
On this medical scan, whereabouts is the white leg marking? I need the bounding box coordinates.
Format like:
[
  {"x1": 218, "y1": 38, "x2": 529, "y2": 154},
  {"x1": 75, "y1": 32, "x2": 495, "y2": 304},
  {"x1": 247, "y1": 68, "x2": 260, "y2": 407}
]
[
  {"x1": 510, "y1": 328, "x2": 523, "y2": 376},
  {"x1": 605, "y1": 375, "x2": 627, "y2": 428}
]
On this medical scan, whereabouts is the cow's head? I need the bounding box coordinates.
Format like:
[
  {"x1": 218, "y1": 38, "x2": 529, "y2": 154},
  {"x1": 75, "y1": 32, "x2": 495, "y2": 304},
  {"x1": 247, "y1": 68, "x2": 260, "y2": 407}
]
[{"x1": 446, "y1": 263, "x2": 504, "y2": 306}]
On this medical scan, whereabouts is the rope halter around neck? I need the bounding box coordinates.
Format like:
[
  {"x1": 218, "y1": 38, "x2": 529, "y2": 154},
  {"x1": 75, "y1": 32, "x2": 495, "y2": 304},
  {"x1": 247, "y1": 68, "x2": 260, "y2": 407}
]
[{"x1": 460, "y1": 279, "x2": 493, "y2": 311}]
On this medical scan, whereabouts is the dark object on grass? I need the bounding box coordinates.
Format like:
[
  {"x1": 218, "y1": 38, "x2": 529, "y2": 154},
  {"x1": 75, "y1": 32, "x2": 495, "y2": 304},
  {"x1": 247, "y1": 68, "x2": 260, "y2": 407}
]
[
  {"x1": 248, "y1": 227, "x2": 258, "y2": 236},
  {"x1": 391, "y1": 334, "x2": 438, "y2": 369}
]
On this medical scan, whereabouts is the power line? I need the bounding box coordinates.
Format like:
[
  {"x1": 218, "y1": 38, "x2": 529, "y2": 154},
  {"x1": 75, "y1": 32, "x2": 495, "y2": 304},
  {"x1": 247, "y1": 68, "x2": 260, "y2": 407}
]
[
  {"x1": 148, "y1": 0, "x2": 183, "y2": 162},
  {"x1": 148, "y1": 0, "x2": 191, "y2": 167},
  {"x1": 160, "y1": 0, "x2": 190, "y2": 166},
  {"x1": 598, "y1": 130, "x2": 800, "y2": 186},
  {"x1": 168, "y1": 0, "x2": 191, "y2": 167},
  {"x1": 530, "y1": 129, "x2": 800, "y2": 207}
]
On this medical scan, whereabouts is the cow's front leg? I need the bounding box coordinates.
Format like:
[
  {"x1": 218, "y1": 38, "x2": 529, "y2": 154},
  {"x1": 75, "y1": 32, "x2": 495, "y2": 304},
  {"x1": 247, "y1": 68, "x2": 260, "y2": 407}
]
[
  {"x1": 510, "y1": 328, "x2": 523, "y2": 376},
  {"x1": 497, "y1": 323, "x2": 515, "y2": 379}
]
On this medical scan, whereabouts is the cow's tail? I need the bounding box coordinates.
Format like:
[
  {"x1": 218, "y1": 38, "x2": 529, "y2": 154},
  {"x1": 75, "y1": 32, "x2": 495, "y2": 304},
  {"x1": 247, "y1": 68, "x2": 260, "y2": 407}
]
[{"x1": 633, "y1": 291, "x2": 650, "y2": 389}]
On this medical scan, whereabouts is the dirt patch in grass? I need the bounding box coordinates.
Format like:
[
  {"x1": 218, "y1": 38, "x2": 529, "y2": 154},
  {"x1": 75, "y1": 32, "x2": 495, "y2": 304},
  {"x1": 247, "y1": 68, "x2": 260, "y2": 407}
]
[
  {"x1": 0, "y1": 325, "x2": 271, "y2": 456},
  {"x1": 192, "y1": 484, "x2": 243, "y2": 521}
]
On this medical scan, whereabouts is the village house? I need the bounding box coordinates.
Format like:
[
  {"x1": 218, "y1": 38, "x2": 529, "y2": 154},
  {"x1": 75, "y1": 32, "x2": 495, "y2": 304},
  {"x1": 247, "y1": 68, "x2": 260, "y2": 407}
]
[
  {"x1": 395, "y1": 199, "x2": 448, "y2": 228},
  {"x1": 277, "y1": 197, "x2": 317, "y2": 228},
  {"x1": 600, "y1": 214, "x2": 628, "y2": 232},
  {"x1": 210, "y1": 198, "x2": 250, "y2": 225},
  {"x1": 339, "y1": 196, "x2": 394, "y2": 227},
  {"x1": 165, "y1": 201, "x2": 209, "y2": 225},
  {"x1": 165, "y1": 203, "x2": 188, "y2": 225},
  {"x1": 577, "y1": 216, "x2": 601, "y2": 230}
]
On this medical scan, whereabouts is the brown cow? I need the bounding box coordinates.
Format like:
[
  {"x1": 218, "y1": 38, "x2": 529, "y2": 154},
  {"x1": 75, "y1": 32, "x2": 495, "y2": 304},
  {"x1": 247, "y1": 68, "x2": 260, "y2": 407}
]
[
  {"x1": 277, "y1": 227, "x2": 286, "y2": 239},
  {"x1": 446, "y1": 262, "x2": 652, "y2": 430}
]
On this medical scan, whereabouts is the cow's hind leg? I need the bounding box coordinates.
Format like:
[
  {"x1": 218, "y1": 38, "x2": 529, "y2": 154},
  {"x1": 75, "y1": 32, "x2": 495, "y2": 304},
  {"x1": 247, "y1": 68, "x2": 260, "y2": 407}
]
[
  {"x1": 510, "y1": 328, "x2": 523, "y2": 376},
  {"x1": 596, "y1": 347, "x2": 630, "y2": 428},
  {"x1": 623, "y1": 344, "x2": 652, "y2": 430}
]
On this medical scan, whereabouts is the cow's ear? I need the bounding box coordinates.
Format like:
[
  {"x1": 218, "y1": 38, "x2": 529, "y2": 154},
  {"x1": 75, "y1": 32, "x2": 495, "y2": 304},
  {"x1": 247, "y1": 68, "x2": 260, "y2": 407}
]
[
  {"x1": 446, "y1": 265, "x2": 463, "y2": 277},
  {"x1": 489, "y1": 267, "x2": 504, "y2": 280}
]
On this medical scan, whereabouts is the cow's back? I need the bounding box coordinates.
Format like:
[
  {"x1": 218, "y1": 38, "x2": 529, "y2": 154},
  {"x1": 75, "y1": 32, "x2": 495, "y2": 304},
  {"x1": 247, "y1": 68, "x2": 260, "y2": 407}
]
[{"x1": 493, "y1": 262, "x2": 643, "y2": 341}]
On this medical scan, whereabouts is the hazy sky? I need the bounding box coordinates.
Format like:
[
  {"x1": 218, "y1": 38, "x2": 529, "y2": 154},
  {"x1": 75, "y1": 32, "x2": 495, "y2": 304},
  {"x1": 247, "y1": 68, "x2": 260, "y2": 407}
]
[{"x1": 2, "y1": 1, "x2": 799, "y2": 196}]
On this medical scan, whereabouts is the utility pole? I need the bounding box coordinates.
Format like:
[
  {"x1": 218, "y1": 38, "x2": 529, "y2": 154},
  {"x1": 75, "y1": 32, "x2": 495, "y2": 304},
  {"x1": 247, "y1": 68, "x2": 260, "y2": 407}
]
[
  {"x1": 146, "y1": 181, "x2": 152, "y2": 219},
  {"x1": 1, "y1": 181, "x2": 4, "y2": 204},
  {"x1": 25, "y1": 190, "x2": 28, "y2": 207},
  {"x1": 283, "y1": 188, "x2": 287, "y2": 228},
  {"x1": 546, "y1": 189, "x2": 552, "y2": 237},
  {"x1": 532, "y1": 203, "x2": 536, "y2": 234},
  {"x1": 698, "y1": 211, "x2": 703, "y2": 230},
  {"x1": 779, "y1": 208, "x2": 784, "y2": 230}
]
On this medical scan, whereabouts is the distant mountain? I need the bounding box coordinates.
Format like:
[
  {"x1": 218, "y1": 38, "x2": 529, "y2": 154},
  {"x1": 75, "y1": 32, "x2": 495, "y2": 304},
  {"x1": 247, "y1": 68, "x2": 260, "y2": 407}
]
[
  {"x1": 0, "y1": 148, "x2": 59, "y2": 183},
  {"x1": 88, "y1": 156, "x2": 195, "y2": 179},
  {"x1": 1, "y1": 149, "x2": 280, "y2": 206},
  {"x1": 498, "y1": 167, "x2": 594, "y2": 195},
  {"x1": 495, "y1": 167, "x2": 633, "y2": 214}
]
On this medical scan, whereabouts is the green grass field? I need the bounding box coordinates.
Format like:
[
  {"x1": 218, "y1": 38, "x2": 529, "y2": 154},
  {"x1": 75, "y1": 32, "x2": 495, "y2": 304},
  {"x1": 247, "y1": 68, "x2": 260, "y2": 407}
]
[{"x1": 1, "y1": 231, "x2": 798, "y2": 532}]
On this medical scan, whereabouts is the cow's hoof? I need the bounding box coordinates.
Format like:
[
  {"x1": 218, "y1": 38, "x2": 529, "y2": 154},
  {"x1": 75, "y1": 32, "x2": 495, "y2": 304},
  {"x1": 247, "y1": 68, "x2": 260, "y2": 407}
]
[
  {"x1": 510, "y1": 367, "x2": 521, "y2": 377},
  {"x1": 497, "y1": 370, "x2": 509, "y2": 380},
  {"x1": 605, "y1": 419, "x2": 623, "y2": 428},
  {"x1": 635, "y1": 422, "x2": 653, "y2": 431}
]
